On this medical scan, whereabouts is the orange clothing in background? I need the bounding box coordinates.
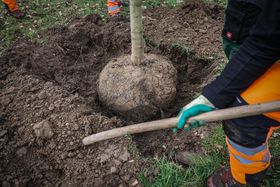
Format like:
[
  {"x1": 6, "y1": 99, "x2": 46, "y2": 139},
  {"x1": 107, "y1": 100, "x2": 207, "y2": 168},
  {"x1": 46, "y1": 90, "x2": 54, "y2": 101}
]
[
  {"x1": 107, "y1": 0, "x2": 121, "y2": 16},
  {"x1": 2, "y1": 0, "x2": 19, "y2": 11}
]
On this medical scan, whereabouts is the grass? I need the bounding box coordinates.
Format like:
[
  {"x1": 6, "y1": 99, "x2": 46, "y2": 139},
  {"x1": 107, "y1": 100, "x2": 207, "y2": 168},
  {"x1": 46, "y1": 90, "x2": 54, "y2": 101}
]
[
  {"x1": 145, "y1": 37, "x2": 195, "y2": 58},
  {"x1": 0, "y1": 0, "x2": 223, "y2": 53},
  {"x1": 143, "y1": 0, "x2": 179, "y2": 8},
  {"x1": 265, "y1": 134, "x2": 280, "y2": 187},
  {"x1": 140, "y1": 126, "x2": 280, "y2": 187},
  {"x1": 170, "y1": 43, "x2": 193, "y2": 56},
  {"x1": 214, "y1": 60, "x2": 226, "y2": 74},
  {"x1": 140, "y1": 153, "x2": 223, "y2": 187},
  {"x1": 139, "y1": 126, "x2": 226, "y2": 187},
  {"x1": 0, "y1": 0, "x2": 107, "y2": 53},
  {"x1": 125, "y1": 135, "x2": 140, "y2": 155},
  {"x1": 0, "y1": 0, "x2": 181, "y2": 53},
  {"x1": 204, "y1": 0, "x2": 227, "y2": 6}
]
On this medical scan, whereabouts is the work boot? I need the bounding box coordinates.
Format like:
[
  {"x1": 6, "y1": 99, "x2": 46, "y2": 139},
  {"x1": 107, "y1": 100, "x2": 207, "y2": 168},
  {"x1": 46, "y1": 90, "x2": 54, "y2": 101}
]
[
  {"x1": 9, "y1": 9, "x2": 25, "y2": 19},
  {"x1": 207, "y1": 167, "x2": 245, "y2": 187}
]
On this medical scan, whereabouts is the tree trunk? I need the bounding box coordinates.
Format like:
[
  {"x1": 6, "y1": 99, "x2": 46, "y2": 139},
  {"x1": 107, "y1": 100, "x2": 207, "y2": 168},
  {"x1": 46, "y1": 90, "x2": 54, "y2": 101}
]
[{"x1": 130, "y1": 0, "x2": 144, "y2": 64}]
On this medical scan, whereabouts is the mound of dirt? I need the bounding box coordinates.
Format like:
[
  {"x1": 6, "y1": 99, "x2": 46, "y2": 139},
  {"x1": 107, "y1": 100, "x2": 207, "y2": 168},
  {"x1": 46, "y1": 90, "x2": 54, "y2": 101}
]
[
  {"x1": 98, "y1": 54, "x2": 177, "y2": 121},
  {"x1": 143, "y1": 0, "x2": 225, "y2": 60},
  {"x1": 0, "y1": 14, "x2": 144, "y2": 187},
  {"x1": 0, "y1": 71, "x2": 146, "y2": 186},
  {"x1": 0, "y1": 1, "x2": 224, "y2": 186}
]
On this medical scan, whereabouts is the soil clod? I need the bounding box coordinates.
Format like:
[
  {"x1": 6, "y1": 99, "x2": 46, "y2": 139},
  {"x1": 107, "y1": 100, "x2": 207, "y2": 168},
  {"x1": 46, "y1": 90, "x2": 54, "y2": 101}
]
[
  {"x1": 118, "y1": 148, "x2": 130, "y2": 162},
  {"x1": 16, "y1": 147, "x2": 28, "y2": 157},
  {"x1": 0, "y1": 130, "x2": 7, "y2": 138},
  {"x1": 33, "y1": 120, "x2": 54, "y2": 139}
]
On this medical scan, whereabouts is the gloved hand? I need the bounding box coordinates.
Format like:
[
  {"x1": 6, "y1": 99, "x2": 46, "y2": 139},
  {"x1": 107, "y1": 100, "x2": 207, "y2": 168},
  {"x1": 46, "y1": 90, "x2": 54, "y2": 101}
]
[{"x1": 174, "y1": 95, "x2": 215, "y2": 132}]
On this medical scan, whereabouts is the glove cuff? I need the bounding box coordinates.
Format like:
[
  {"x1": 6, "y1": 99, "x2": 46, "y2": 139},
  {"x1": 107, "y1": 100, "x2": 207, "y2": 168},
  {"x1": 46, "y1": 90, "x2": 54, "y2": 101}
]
[{"x1": 183, "y1": 95, "x2": 215, "y2": 110}]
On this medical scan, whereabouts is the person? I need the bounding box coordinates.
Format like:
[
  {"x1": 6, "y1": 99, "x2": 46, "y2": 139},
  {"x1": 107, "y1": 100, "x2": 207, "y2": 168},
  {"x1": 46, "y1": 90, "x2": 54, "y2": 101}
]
[
  {"x1": 175, "y1": 0, "x2": 280, "y2": 186},
  {"x1": 107, "y1": 0, "x2": 128, "y2": 16},
  {"x1": 2, "y1": 0, "x2": 24, "y2": 19}
]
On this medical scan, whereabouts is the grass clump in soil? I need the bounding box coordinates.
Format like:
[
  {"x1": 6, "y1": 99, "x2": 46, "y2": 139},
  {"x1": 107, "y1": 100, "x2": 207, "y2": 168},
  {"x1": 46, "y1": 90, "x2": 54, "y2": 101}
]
[{"x1": 171, "y1": 43, "x2": 193, "y2": 56}]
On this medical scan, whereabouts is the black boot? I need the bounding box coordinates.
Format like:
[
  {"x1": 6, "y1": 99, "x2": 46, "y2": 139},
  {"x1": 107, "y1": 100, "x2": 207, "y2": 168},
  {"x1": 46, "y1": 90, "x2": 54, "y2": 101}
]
[
  {"x1": 9, "y1": 9, "x2": 25, "y2": 19},
  {"x1": 207, "y1": 167, "x2": 245, "y2": 187}
]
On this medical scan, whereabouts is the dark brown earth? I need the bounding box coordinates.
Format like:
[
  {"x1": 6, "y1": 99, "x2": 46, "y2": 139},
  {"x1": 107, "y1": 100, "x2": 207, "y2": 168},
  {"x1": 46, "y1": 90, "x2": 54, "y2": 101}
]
[
  {"x1": 144, "y1": 0, "x2": 225, "y2": 60},
  {"x1": 0, "y1": 1, "x2": 225, "y2": 186}
]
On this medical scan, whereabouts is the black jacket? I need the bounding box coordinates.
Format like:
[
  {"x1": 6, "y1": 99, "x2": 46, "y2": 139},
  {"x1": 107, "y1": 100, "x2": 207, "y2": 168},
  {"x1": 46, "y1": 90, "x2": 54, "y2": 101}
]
[
  {"x1": 203, "y1": 0, "x2": 280, "y2": 108},
  {"x1": 222, "y1": 0, "x2": 262, "y2": 43},
  {"x1": 241, "y1": 0, "x2": 264, "y2": 8}
]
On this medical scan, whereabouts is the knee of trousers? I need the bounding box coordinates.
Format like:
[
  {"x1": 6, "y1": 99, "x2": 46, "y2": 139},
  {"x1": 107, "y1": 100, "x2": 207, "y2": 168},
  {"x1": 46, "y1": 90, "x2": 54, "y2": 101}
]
[
  {"x1": 223, "y1": 60, "x2": 280, "y2": 146},
  {"x1": 222, "y1": 96, "x2": 279, "y2": 148}
]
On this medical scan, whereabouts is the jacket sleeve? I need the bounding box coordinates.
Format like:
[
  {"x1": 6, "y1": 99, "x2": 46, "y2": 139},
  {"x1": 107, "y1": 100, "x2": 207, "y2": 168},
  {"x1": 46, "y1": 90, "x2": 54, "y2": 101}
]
[{"x1": 202, "y1": 0, "x2": 280, "y2": 109}]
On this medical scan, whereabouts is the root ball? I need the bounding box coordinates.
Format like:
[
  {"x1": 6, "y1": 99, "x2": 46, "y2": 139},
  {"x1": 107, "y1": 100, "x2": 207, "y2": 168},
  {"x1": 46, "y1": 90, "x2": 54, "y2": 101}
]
[{"x1": 98, "y1": 54, "x2": 177, "y2": 120}]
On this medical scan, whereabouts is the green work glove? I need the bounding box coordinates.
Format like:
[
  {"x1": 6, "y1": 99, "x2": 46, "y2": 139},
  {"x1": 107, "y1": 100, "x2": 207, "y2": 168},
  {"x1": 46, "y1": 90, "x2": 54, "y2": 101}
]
[{"x1": 175, "y1": 95, "x2": 215, "y2": 132}]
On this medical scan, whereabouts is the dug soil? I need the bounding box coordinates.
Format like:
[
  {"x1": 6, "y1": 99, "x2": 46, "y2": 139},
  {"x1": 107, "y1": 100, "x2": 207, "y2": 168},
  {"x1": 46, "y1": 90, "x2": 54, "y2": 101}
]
[{"x1": 0, "y1": 1, "x2": 225, "y2": 186}]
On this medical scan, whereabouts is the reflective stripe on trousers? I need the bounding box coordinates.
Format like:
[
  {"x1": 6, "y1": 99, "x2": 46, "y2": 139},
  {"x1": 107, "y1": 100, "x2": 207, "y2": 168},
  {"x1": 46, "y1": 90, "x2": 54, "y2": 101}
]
[{"x1": 226, "y1": 137, "x2": 271, "y2": 184}]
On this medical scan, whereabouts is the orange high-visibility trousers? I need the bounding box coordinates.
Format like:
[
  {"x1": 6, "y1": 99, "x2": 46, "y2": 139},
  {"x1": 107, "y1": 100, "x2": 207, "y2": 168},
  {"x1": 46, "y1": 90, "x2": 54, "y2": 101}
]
[
  {"x1": 107, "y1": 0, "x2": 121, "y2": 16},
  {"x1": 225, "y1": 61, "x2": 280, "y2": 184},
  {"x1": 2, "y1": 0, "x2": 19, "y2": 11}
]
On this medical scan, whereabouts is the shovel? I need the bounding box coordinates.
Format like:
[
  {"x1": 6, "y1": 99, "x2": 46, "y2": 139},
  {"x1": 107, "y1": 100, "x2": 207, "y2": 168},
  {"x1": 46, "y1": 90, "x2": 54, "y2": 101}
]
[{"x1": 82, "y1": 100, "x2": 280, "y2": 145}]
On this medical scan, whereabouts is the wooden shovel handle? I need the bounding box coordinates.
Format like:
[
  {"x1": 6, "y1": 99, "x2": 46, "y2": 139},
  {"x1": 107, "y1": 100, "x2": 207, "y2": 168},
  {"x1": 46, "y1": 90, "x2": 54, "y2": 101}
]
[{"x1": 82, "y1": 101, "x2": 280, "y2": 145}]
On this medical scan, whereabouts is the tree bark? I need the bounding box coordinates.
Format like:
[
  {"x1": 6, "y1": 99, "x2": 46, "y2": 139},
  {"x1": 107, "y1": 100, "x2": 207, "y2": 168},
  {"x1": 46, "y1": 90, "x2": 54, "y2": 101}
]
[{"x1": 130, "y1": 0, "x2": 144, "y2": 64}]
